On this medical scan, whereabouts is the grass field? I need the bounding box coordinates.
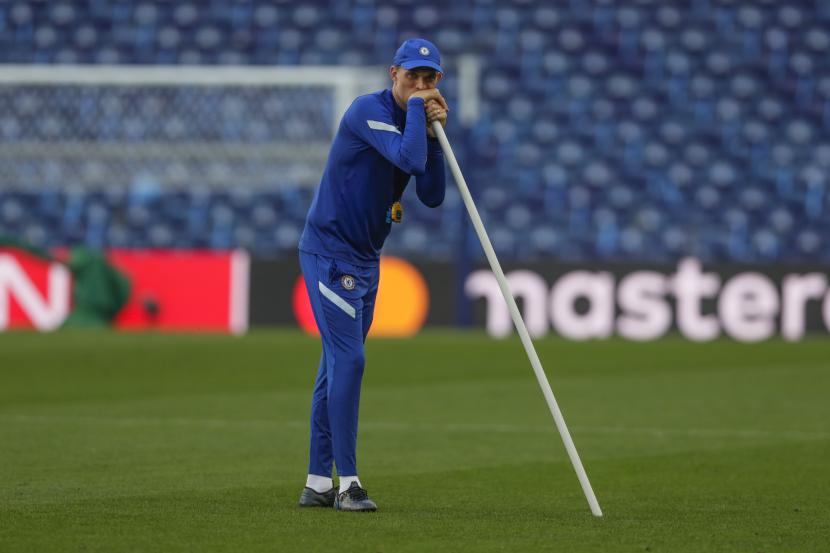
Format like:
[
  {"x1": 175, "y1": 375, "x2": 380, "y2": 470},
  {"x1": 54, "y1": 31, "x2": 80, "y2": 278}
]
[{"x1": 1, "y1": 330, "x2": 829, "y2": 552}]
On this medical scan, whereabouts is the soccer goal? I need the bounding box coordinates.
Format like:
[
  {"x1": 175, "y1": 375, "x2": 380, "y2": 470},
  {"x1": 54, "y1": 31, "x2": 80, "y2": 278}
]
[{"x1": 0, "y1": 64, "x2": 386, "y2": 191}]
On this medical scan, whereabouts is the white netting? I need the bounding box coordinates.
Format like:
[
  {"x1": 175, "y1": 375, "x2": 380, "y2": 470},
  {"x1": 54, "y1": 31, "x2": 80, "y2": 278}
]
[{"x1": 0, "y1": 65, "x2": 385, "y2": 190}]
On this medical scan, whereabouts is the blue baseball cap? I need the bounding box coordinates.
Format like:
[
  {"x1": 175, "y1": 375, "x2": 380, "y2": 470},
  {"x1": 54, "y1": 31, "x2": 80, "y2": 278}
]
[{"x1": 393, "y1": 38, "x2": 443, "y2": 74}]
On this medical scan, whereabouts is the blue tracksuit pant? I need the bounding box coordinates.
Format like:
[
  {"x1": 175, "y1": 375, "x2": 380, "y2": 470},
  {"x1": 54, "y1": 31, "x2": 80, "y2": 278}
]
[{"x1": 299, "y1": 250, "x2": 380, "y2": 477}]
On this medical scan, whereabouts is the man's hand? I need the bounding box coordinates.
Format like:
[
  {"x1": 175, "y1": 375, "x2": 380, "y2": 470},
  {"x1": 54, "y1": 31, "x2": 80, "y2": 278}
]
[
  {"x1": 409, "y1": 88, "x2": 448, "y2": 111},
  {"x1": 424, "y1": 99, "x2": 448, "y2": 138}
]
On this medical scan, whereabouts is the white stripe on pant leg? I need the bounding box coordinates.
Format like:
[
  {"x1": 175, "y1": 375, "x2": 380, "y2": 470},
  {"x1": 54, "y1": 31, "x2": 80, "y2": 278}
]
[{"x1": 318, "y1": 281, "x2": 356, "y2": 319}]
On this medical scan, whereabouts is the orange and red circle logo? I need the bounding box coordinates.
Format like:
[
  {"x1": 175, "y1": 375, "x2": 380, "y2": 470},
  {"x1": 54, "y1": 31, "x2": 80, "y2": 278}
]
[{"x1": 292, "y1": 256, "x2": 429, "y2": 337}]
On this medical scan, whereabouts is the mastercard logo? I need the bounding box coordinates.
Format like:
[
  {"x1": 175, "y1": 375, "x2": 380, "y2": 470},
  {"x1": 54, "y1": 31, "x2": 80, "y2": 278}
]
[{"x1": 293, "y1": 256, "x2": 429, "y2": 337}]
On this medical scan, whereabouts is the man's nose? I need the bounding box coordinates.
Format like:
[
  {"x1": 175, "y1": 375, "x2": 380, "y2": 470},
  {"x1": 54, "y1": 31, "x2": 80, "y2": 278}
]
[{"x1": 414, "y1": 78, "x2": 427, "y2": 90}]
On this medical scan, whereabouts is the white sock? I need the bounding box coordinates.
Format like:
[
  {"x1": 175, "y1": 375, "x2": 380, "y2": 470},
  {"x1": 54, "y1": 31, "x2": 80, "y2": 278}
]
[
  {"x1": 339, "y1": 476, "x2": 362, "y2": 494},
  {"x1": 305, "y1": 474, "x2": 333, "y2": 493}
]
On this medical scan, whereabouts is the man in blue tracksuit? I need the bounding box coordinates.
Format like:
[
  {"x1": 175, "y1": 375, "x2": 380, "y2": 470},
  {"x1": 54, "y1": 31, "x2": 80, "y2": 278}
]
[{"x1": 297, "y1": 38, "x2": 448, "y2": 512}]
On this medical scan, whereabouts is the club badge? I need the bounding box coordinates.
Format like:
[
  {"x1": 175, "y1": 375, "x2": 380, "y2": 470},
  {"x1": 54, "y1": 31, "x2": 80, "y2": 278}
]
[
  {"x1": 341, "y1": 274, "x2": 356, "y2": 290},
  {"x1": 420, "y1": 46, "x2": 430, "y2": 56},
  {"x1": 386, "y1": 201, "x2": 403, "y2": 223}
]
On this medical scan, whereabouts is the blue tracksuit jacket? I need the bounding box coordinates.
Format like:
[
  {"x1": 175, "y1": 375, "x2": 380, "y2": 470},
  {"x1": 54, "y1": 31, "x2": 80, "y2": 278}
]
[{"x1": 299, "y1": 89, "x2": 445, "y2": 266}]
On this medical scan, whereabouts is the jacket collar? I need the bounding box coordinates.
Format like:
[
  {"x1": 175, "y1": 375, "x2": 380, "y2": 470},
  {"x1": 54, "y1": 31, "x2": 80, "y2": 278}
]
[{"x1": 384, "y1": 89, "x2": 407, "y2": 127}]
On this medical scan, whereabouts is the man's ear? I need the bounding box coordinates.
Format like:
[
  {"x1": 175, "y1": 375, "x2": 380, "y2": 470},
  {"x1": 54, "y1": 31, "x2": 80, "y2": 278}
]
[
  {"x1": 389, "y1": 65, "x2": 398, "y2": 82},
  {"x1": 435, "y1": 72, "x2": 443, "y2": 85}
]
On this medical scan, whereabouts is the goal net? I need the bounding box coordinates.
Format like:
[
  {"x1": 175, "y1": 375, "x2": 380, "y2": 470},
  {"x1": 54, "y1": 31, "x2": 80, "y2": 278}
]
[{"x1": 0, "y1": 65, "x2": 386, "y2": 191}]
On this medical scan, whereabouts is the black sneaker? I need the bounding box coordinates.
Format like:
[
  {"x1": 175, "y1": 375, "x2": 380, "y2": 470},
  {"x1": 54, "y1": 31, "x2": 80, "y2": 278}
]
[
  {"x1": 334, "y1": 482, "x2": 378, "y2": 512},
  {"x1": 298, "y1": 487, "x2": 336, "y2": 508}
]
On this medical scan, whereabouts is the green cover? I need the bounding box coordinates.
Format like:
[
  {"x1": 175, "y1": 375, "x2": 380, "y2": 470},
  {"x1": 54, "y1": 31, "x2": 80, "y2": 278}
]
[{"x1": 63, "y1": 247, "x2": 131, "y2": 328}]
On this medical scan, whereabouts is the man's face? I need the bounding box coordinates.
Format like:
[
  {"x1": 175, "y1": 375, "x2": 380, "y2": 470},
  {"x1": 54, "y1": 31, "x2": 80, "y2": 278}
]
[{"x1": 390, "y1": 66, "x2": 442, "y2": 108}]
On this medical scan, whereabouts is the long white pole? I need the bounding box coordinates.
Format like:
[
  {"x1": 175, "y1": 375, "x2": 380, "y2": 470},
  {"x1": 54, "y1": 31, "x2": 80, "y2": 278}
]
[{"x1": 432, "y1": 121, "x2": 603, "y2": 517}]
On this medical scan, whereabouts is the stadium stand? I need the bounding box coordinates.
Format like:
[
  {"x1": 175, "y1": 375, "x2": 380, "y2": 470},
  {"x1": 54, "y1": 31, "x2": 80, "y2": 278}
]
[{"x1": 1, "y1": 0, "x2": 829, "y2": 263}]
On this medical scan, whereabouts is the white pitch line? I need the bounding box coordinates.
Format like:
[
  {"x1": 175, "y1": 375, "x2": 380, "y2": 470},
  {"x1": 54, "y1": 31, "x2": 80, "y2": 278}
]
[
  {"x1": 573, "y1": 425, "x2": 830, "y2": 441},
  {"x1": 0, "y1": 413, "x2": 284, "y2": 429},
  {"x1": 1, "y1": 413, "x2": 828, "y2": 441}
]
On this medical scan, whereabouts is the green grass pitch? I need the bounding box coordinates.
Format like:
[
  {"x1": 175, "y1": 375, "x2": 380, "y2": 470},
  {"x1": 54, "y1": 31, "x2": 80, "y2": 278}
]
[{"x1": 1, "y1": 330, "x2": 829, "y2": 552}]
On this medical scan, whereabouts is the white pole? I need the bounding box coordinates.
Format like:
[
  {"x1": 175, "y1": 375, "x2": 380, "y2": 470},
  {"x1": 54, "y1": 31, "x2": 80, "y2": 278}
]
[{"x1": 432, "y1": 121, "x2": 603, "y2": 517}]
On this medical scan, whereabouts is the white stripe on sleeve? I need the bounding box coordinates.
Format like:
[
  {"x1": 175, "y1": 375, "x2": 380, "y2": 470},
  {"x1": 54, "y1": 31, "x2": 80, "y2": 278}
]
[{"x1": 367, "y1": 120, "x2": 401, "y2": 134}]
